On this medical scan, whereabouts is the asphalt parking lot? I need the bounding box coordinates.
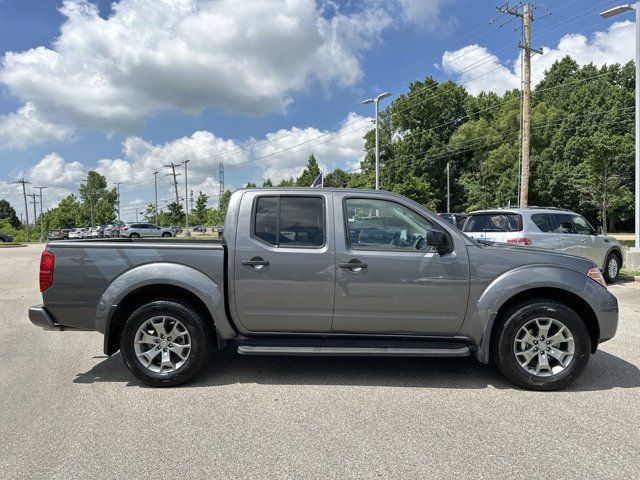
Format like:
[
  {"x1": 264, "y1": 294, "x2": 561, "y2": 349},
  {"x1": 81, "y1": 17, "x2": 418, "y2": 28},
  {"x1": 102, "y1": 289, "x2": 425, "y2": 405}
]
[{"x1": 1, "y1": 245, "x2": 639, "y2": 479}]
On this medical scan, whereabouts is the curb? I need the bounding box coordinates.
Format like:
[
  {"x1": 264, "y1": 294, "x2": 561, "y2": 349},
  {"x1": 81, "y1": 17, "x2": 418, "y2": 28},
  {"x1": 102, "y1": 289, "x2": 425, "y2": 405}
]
[{"x1": 0, "y1": 244, "x2": 28, "y2": 248}]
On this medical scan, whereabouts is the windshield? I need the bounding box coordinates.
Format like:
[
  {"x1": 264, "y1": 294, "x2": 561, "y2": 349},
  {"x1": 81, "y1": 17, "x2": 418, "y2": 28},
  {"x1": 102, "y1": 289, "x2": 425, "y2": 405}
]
[{"x1": 463, "y1": 213, "x2": 523, "y2": 233}]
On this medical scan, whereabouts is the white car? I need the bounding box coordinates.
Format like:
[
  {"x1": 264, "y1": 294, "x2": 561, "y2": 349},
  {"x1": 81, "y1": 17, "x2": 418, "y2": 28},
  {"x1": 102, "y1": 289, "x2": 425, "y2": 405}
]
[
  {"x1": 462, "y1": 207, "x2": 624, "y2": 282},
  {"x1": 121, "y1": 223, "x2": 173, "y2": 238}
]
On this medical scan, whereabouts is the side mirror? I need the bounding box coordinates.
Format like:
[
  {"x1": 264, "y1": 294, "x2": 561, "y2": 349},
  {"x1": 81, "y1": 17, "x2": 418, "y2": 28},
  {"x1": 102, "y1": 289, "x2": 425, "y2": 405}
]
[
  {"x1": 596, "y1": 226, "x2": 603, "y2": 235},
  {"x1": 157, "y1": 226, "x2": 161, "y2": 230},
  {"x1": 426, "y1": 230, "x2": 450, "y2": 254}
]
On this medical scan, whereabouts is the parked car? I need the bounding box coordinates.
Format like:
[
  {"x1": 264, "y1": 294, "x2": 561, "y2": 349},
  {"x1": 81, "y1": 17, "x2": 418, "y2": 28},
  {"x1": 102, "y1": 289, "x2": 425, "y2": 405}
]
[
  {"x1": 462, "y1": 207, "x2": 623, "y2": 283},
  {"x1": 169, "y1": 226, "x2": 182, "y2": 236},
  {"x1": 192, "y1": 225, "x2": 206, "y2": 233},
  {"x1": 76, "y1": 227, "x2": 91, "y2": 239},
  {"x1": 68, "y1": 229, "x2": 82, "y2": 239},
  {"x1": 103, "y1": 225, "x2": 115, "y2": 238},
  {"x1": 214, "y1": 224, "x2": 224, "y2": 236},
  {"x1": 48, "y1": 229, "x2": 72, "y2": 240},
  {"x1": 0, "y1": 232, "x2": 14, "y2": 242},
  {"x1": 437, "y1": 213, "x2": 468, "y2": 230},
  {"x1": 30, "y1": 188, "x2": 618, "y2": 390},
  {"x1": 121, "y1": 223, "x2": 173, "y2": 238}
]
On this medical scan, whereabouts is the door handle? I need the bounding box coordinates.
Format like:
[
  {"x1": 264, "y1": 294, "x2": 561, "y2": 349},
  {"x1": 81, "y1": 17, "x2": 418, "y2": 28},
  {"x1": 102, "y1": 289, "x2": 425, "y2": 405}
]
[
  {"x1": 339, "y1": 260, "x2": 367, "y2": 270},
  {"x1": 242, "y1": 257, "x2": 270, "y2": 268}
]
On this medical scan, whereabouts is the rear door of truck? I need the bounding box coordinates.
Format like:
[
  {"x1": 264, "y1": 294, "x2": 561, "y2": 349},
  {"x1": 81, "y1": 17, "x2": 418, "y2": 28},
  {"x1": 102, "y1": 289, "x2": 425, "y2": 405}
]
[{"x1": 232, "y1": 190, "x2": 335, "y2": 333}]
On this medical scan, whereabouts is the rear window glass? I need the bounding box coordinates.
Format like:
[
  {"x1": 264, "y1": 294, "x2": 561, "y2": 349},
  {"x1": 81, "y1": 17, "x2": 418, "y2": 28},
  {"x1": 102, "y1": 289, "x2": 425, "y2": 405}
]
[
  {"x1": 531, "y1": 213, "x2": 556, "y2": 233},
  {"x1": 254, "y1": 196, "x2": 324, "y2": 247},
  {"x1": 463, "y1": 213, "x2": 523, "y2": 232}
]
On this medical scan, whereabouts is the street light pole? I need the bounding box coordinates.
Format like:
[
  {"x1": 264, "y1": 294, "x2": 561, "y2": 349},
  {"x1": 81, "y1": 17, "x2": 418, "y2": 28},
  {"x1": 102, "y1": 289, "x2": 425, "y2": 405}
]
[
  {"x1": 361, "y1": 92, "x2": 393, "y2": 190},
  {"x1": 183, "y1": 159, "x2": 191, "y2": 236},
  {"x1": 446, "y1": 162, "x2": 451, "y2": 213},
  {"x1": 601, "y1": 3, "x2": 639, "y2": 253},
  {"x1": 153, "y1": 172, "x2": 159, "y2": 225},
  {"x1": 114, "y1": 182, "x2": 122, "y2": 223}
]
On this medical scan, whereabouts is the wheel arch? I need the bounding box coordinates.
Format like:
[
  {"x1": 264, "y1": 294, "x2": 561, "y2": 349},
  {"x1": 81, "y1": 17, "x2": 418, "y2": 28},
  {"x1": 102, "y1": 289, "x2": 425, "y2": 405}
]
[
  {"x1": 483, "y1": 287, "x2": 599, "y2": 363},
  {"x1": 97, "y1": 262, "x2": 234, "y2": 355}
]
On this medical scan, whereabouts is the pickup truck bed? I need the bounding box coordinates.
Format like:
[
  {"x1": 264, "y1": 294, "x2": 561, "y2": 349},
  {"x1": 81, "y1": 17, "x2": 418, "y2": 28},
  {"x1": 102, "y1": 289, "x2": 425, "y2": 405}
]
[{"x1": 29, "y1": 188, "x2": 618, "y2": 390}]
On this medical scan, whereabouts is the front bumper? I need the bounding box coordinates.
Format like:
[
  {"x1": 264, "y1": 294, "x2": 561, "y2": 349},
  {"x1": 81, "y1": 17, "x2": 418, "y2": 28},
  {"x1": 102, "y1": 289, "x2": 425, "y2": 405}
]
[{"x1": 28, "y1": 305, "x2": 62, "y2": 331}]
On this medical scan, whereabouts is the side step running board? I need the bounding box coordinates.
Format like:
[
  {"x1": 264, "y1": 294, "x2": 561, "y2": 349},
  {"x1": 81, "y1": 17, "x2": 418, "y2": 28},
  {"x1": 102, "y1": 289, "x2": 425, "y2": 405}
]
[{"x1": 237, "y1": 345, "x2": 470, "y2": 357}]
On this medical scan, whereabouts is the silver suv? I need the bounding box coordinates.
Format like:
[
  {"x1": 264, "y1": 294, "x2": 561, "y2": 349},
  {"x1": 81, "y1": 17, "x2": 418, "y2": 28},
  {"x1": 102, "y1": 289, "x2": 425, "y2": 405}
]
[
  {"x1": 121, "y1": 223, "x2": 173, "y2": 238},
  {"x1": 462, "y1": 208, "x2": 623, "y2": 283}
]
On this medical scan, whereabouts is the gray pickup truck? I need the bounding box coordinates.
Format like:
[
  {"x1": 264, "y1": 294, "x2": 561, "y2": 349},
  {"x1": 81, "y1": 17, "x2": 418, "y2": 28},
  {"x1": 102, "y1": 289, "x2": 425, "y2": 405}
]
[{"x1": 29, "y1": 188, "x2": 618, "y2": 390}]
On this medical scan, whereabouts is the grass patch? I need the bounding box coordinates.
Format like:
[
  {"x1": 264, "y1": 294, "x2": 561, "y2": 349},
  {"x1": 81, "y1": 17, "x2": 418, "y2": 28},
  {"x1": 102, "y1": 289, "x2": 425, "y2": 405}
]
[
  {"x1": 621, "y1": 269, "x2": 640, "y2": 277},
  {"x1": 0, "y1": 242, "x2": 25, "y2": 247}
]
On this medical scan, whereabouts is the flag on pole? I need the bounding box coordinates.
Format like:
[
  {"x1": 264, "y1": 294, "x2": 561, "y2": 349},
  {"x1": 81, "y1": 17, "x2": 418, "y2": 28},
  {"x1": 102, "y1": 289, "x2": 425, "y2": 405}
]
[{"x1": 311, "y1": 171, "x2": 323, "y2": 188}]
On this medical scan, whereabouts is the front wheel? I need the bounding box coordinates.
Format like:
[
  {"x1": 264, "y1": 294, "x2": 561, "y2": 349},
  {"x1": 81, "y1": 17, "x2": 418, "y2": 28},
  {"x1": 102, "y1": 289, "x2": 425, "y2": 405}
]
[
  {"x1": 494, "y1": 300, "x2": 591, "y2": 391},
  {"x1": 130, "y1": 233, "x2": 140, "y2": 238},
  {"x1": 162, "y1": 232, "x2": 172, "y2": 237},
  {"x1": 120, "y1": 300, "x2": 213, "y2": 387},
  {"x1": 603, "y1": 252, "x2": 620, "y2": 283}
]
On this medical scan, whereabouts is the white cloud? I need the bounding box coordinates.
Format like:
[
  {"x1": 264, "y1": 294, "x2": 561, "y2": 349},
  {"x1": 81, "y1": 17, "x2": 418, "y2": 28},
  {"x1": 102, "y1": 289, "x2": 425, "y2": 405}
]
[
  {"x1": 255, "y1": 112, "x2": 370, "y2": 182},
  {"x1": 0, "y1": 103, "x2": 74, "y2": 150},
  {"x1": 27, "y1": 152, "x2": 85, "y2": 188},
  {"x1": 0, "y1": 0, "x2": 392, "y2": 137},
  {"x1": 442, "y1": 44, "x2": 519, "y2": 95},
  {"x1": 442, "y1": 20, "x2": 635, "y2": 94},
  {"x1": 399, "y1": 0, "x2": 455, "y2": 31}
]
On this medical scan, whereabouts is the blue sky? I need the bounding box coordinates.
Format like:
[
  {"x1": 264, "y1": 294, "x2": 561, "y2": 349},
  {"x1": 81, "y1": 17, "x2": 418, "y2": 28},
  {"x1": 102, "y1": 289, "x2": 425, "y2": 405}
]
[{"x1": 0, "y1": 0, "x2": 635, "y2": 221}]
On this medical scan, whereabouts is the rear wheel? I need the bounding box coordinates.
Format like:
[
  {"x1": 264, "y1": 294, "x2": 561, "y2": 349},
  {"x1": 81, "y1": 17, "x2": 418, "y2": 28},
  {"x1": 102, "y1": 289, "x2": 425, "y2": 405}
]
[
  {"x1": 603, "y1": 252, "x2": 620, "y2": 283},
  {"x1": 494, "y1": 300, "x2": 591, "y2": 391},
  {"x1": 120, "y1": 300, "x2": 213, "y2": 387}
]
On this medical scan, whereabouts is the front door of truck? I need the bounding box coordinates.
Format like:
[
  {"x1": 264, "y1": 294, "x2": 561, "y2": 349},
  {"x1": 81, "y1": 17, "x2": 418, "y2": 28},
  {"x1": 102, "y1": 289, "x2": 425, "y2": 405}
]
[
  {"x1": 332, "y1": 195, "x2": 469, "y2": 335},
  {"x1": 233, "y1": 192, "x2": 335, "y2": 333}
]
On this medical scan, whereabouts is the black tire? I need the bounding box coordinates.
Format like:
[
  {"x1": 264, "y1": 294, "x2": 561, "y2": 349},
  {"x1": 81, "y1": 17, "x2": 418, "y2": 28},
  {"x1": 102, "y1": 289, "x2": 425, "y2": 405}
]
[
  {"x1": 162, "y1": 232, "x2": 171, "y2": 237},
  {"x1": 603, "y1": 252, "x2": 621, "y2": 284},
  {"x1": 493, "y1": 299, "x2": 591, "y2": 391},
  {"x1": 120, "y1": 300, "x2": 213, "y2": 387},
  {"x1": 130, "y1": 233, "x2": 140, "y2": 238}
]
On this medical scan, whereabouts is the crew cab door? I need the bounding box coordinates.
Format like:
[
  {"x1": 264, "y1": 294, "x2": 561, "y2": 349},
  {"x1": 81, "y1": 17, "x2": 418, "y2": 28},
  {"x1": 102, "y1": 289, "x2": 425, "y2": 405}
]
[
  {"x1": 332, "y1": 194, "x2": 469, "y2": 335},
  {"x1": 232, "y1": 192, "x2": 335, "y2": 333}
]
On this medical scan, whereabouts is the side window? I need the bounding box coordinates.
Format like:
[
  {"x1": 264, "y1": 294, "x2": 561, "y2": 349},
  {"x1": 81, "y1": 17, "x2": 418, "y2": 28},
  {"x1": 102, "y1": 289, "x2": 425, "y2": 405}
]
[
  {"x1": 531, "y1": 213, "x2": 556, "y2": 233},
  {"x1": 553, "y1": 214, "x2": 575, "y2": 234},
  {"x1": 254, "y1": 196, "x2": 324, "y2": 247},
  {"x1": 254, "y1": 197, "x2": 278, "y2": 245},
  {"x1": 345, "y1": 198, "x2": 440, "y2": 251},
  {"x1": 572, "y1": 215, "x2": 594, "y2": 235}
]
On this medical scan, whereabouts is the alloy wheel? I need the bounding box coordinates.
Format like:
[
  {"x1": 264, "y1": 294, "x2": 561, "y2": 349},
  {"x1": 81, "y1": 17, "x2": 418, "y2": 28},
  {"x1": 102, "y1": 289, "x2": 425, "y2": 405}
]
[
  {"x1": 133, "y1": 315, "x2": 192, "y2": 374},
  {"x1": 513, "y1": 317, "x2": 575, "y2": 377}
]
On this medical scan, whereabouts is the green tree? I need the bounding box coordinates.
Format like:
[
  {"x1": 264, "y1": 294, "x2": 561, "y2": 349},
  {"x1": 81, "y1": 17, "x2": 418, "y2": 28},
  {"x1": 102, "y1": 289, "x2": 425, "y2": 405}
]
[
  {"x1": 245, "y1": 182, "x2": 257, "y2": 188},
  {"x1": 296, "y1": 154, "x2": 321, "y2": 186},
  {"x1": 192, "y1": 191, "x2": 209, "y2": 224},
  {"x1": 165, "y1": 201, "x2": 185, "y2": 226},
  {"x1": 0, "y1": 199, "x2": 21, "y2": 228},
  {"x1": 144, "y1": 203, "x2": 156, "y2": 223},
  {"x1": 262, "y1": 178, "x2": 274, "y2": 187},
  {"x1": 392, "y1": 175, "x2": 437, "y2": 210},
  {"x1": 79, "y1": 171, "x2": 117, "y2": 225}
]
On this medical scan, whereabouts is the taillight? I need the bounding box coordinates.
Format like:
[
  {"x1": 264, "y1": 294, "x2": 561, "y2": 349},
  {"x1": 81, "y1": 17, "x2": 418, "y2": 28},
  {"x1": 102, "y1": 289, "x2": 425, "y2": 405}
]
[
  {"x1": 587, "y1": 267, "x2": 606, "y2": 287},
  {"x1": 123, "y1": 226, "x2": 128, "y2": 231},
  {"x1": 40, "y1": 250, "x2": 55, "y2": 292},
  {"x1": 506, "y1": 237, "x2": 532, "y2": 246}
]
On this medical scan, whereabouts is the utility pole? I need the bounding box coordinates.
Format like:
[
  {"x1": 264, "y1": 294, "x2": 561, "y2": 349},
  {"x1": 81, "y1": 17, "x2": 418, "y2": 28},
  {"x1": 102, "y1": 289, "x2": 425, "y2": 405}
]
[
  {"x1": 183, "y1": 160, "x2": 191, "y2": 235},
  {"x1": 115, "y1": 182, "x2": 122, "y2": 223},
  {"x1": 34, "y1": 186, "x2": 48, "y2": 242},
  {"x1": 13, "y1": 178, "x2": 30, "y2": 242},
  {"x1": 152, "y1": 172, "x2": 159, "y2": 225},
  {"x1": 218, "y1": 162, "x2": 224, "y2": 207},
  {"x1": 497, "y1": 2, "x2": 543, "y2": 207},
  {"x1": 27, "y1": 193, "x2": 38, "y2": 240},
  {"x1": 135, "y1": 208, "x2": 139, "y2": 222},
  {"x1": 163, "y1": 162, "x2": 181, "y2": 204},
  {"x1": 446, "y1": 162, "x2": 451, "y2": 213},
  {"x1": 190, "y1": 190, "x2": 194, "y2": 211}
]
